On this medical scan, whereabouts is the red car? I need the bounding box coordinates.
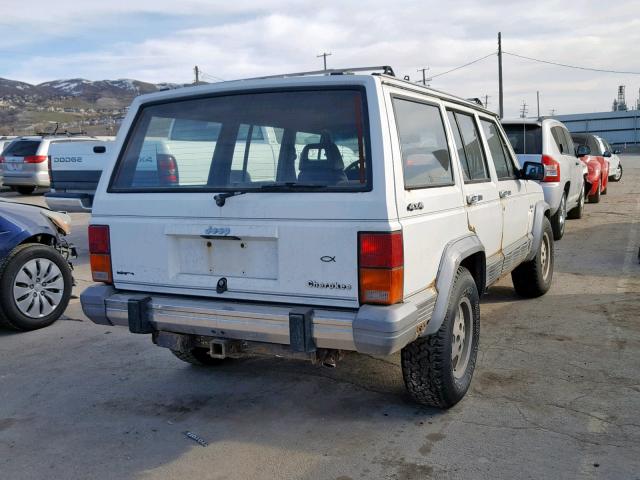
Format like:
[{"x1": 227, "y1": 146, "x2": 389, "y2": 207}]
[{"x1": 571, "y1": 133, "x2": 609, "y2": 203}]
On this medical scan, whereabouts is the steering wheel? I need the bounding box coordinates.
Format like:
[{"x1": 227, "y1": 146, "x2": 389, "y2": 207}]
[{"x1": 344, "y1": 160, "x2": 365, "y2": 181}]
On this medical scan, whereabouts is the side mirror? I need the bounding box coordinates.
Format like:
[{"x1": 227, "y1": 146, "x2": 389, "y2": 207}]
[
  {"x1": 575, "y1": 145, "x2": 590, "y2": 157},
  {"x1": 520, "y1": 161, "x2": 544, "y2": 181},
  {"x1": 603, "y1": 150, "x2": 612, "y2": 158}
]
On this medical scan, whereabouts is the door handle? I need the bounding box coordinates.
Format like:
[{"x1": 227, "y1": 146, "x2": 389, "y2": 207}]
[
  {"x1": 499, "y1": 190, "x2": 512, "y2": 198},
  {"x1": 466, "y1": 193, "x2": 483, "y2": 205}
]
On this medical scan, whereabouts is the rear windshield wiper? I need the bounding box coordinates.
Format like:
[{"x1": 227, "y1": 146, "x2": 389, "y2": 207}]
[
  {"x1": 214, "y1": 183, "x2": 328, "y2": 207},
  {"x1": 214, "y1": 191, "x2": 246, "y2": 207}
]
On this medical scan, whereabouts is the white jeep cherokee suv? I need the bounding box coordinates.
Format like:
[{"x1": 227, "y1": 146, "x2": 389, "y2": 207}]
[
  {"x1": 80, "y1": 67, "x2": 553, "y2": 408},
  {"x1": 502, "y1": 119, "x2": 586, "y2": 240}
]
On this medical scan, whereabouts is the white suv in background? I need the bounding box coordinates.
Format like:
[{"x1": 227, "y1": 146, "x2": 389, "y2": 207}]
[
  {"x1": 502, "y1": 118, "x2": 586, "y2": 240},
  {"x1": 79, "y1": 67, "x2": 554, "y2": 408}
]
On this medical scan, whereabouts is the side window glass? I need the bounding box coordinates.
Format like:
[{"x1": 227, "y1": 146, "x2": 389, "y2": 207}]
[
  {"x1": 480, "y1": 119, "x2": 513, "y2": 179},
  {"x1": 447, "y1": 110, "x2": 490, "y2": 182},
  {"x1": 392, "y1": 97, "x2": 454, "y2": 189},
  {"x1": 551, "y1": 127, "x2": 567, "y2": 154}
]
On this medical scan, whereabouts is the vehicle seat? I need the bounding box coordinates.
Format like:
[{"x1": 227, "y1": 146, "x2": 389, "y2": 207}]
[{"x1": 298, "y1": 142, "x2": 347, "y2": 184}]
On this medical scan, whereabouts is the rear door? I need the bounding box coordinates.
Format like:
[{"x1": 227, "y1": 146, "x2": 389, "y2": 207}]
[
  {"x1": 446, "y1": 107, "x2": 503, "y2": 275},
  {"x1": 384, "y1": 89, "x2": 467, "y2": 298},
  {"x1": 559, "y1": 126, "x2": 583, "y2": 205},
  {"x1": 93, "y1": 83, "x2": 392, "y2": 309}
]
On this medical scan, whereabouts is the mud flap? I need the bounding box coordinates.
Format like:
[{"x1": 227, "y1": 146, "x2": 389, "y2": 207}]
[
  {"x1": 289, "y1": 308, "x2": 315, "y2": 352},
  {"x1": 128, "y1": 297, "x2": 154, "y2": 334}
]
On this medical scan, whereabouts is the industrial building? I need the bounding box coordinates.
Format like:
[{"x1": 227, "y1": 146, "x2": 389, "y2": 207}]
[
  {"x1": 553, "y1": 110, "x2": 640, "y2": 147},
  {"x1": 553, "y1": 86, "x2": 640, "y2": 148}
]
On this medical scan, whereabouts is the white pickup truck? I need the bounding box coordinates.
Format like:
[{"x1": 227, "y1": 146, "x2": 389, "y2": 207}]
[{"x1": 44, "y1": 139, "x2": 115, "y2": 212}]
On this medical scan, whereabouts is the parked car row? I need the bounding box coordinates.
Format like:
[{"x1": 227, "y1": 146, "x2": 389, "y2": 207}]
[
  {"x1": 0, "y1": 67, "x2": 626, "y2": 409},
  {"x1": 503, "y1": 119, "x2": 623, "y2": 240}
]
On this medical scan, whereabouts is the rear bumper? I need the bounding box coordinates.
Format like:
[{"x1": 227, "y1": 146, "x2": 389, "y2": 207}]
[
  {"x1": 0, "y1": 170, "x2": 49, "y2": 187},
  {"x1": 80, "y1": 285, "x2": 436, "y2": 356},
  {"x1": 45, "y1": 192, "x2": 93, "y2": 212}
]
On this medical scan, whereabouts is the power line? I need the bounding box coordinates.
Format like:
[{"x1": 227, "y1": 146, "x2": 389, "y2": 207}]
[
  {"x1": 429, "y1": 52, "x2": 496, "y2": 80},
  {"x1": 504, "y1": 51, "x2": 640, "y2": 75},
  {"x1": 198, "y1": 70, "x2": 225, "y2": 82}
]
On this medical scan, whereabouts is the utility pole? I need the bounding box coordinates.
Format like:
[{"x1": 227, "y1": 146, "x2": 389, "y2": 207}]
[
  {"x1": 194, "y1": 65, "x2": 199, "y2": 84},
  {"x1": 317, "y1": 52, "x2": 332, "y2": 71},
  {"x1": 498, "y1": 32, "x2": 504, "y2": 119},
  {"x1": 484, "y1": 95, "x2": 490, "y2": 109},
  {"x1": 536, "y1": 91, "x2": 540, "y2": 118},
  {"x1": 416, "y1": 67, "x2": 430, "y2": 86},
  {"x1": 520, "y1": 100, "x2": 528, "y2": 119}
]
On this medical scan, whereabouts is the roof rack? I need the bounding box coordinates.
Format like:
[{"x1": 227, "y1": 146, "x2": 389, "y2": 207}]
[{"x1": 244, "y1": 65, "x2": 395, "y2": 81}]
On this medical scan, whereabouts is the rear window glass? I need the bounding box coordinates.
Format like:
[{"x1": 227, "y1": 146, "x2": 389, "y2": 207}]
[
  {"x1": 3, "y1": 140, "x2": 40, "y2": 157},
  {"x1": 503, "y1": 124, "x2": 542, "y2": 155},
  {"x1": 110, "y1": 89, "x2": 370, "y2": 192}
]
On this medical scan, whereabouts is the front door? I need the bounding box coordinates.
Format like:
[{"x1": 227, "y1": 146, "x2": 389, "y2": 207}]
[{"x1": 478, "y1": 116, "x2": 532, "y2": 271}]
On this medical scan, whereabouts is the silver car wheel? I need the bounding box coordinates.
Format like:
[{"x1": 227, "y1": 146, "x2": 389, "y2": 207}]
[
  {"x1": 540, "y1": 232, "x2": 551, "y2": 281},
  {"x1": 12, "y1": 258, "x2": 65, "y2": 318},
  {"x1": 451, "y1": 297, "x2": 473, "y2": 379}
]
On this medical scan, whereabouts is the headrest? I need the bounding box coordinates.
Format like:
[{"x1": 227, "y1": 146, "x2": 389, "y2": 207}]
[{"x1": 299, "y1": 142, "x2": 344, "y2": 171}]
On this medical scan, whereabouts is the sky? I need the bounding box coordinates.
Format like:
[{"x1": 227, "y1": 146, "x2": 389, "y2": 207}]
[{"x1": 1, "y1": 0, "x2": 639, "y2": 117}]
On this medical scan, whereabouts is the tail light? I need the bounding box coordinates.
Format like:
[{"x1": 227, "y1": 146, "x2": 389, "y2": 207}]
[
  {"x1": 0, "y1": 156, "x2": 4, "y2": 163},
  {"x1": 24, "y1": 155, "x2": 48, "y2": 164},
  {"x1": 358, "y1": 231, "x2": 404, "y2": 305},
  {"x1": 89, "y1": 225, "x2": 112, "y2": 283},
  {"x1": 157, "y1": 154, "x2": 178, "y2": 185},
  {"x1": 542, "y1": 155, "x2": 560, "y2": 182}
]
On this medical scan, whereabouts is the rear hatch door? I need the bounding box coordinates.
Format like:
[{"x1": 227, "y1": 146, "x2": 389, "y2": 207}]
[
  {"x1": 1, "y1": 140, "x2": 41, "y2": 175},
  {"x1": 94, "y1": 82, "x2": 391, "y2": 308}
]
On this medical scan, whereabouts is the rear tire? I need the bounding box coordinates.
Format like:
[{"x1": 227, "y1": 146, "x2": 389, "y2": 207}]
[
  {"x1": 0, "y1": 244, "x2": 73, "y2": 331},
  {"x1": 512, "y1": 217, "x2": 554, "y2": 298},
  {"x1": 401, "y1": 267, "x2": 480, "y2": 408},
  {"x1": 588, "y1": 180, "x2": 601, "y2": 203},
  {"x1": 567, "y1": 183, "x2": 585, "y2": 219},
  {"x1": 550, "y1": 192, "x2": 566, "y2": 240},
  {"x1": 16, "y1": 186, "x2": 35, "y2": 195},
  {"x1": 171, "y1": 348, "x2": 224, "y2": 366}
]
